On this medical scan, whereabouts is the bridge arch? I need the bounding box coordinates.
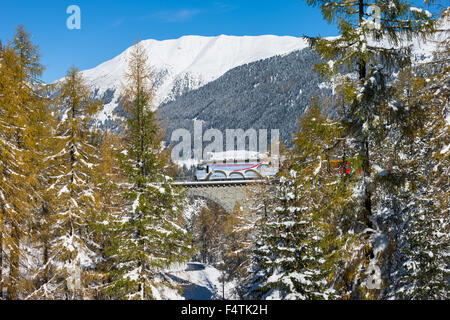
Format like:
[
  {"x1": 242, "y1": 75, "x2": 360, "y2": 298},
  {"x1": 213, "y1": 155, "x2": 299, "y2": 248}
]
[
  {"x1": 244, "y1": 169, "x2": 263, "y2": 178},
  {"x1": 229, "y1": 171, "x2": 245, "y2": 179},
  {"x1": 211, "y1": 170, "x2": 228, "y2": 180}
]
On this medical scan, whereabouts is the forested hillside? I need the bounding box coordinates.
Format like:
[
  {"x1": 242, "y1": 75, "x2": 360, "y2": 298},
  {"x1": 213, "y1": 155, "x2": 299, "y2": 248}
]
[{"x1": 158, "y1": 48, "x2": 329, "y2": 145}]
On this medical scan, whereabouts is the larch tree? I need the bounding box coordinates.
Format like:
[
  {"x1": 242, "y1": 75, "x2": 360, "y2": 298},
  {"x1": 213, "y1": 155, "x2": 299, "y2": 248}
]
[
  {"x1": 37, "y1": 67, "x2": 104, "y2": 299},
  {"x1": 0, "y1": 25, "x2": 48, "y2": 299},
  {"x1": 222, "y1": 200, "x2": 259, "y2": 299},
  {"x1": 0, "y1": 40, "x2": 26, "y2": 300},
  {"x1": 192, "y1": 202, "x2": 228, "y2": 265},
  {"x1": 106, "y1": 41, "x2": 192, "y2": 300}
]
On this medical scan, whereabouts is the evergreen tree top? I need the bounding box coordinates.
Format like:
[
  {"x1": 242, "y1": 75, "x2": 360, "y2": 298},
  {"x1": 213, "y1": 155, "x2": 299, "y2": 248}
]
[
  {"x1": 304, "y1": 0, "x2": 438, "y2": 79},
  {"x1": 11, "y1": 25, "x2": 44, "y2": 85}
]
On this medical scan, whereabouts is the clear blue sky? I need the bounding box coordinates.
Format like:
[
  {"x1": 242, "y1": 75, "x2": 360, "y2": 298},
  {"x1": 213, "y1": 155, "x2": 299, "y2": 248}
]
[{"x1": 0, "y1": 1, "x2": 351, "y2": 83}]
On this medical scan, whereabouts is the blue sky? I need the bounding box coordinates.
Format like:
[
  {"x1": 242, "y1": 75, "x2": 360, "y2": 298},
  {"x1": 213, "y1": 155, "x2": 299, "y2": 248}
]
[
  {"x1": 0, "y1": 0, "x2": 342, "y2": 83},
  {"x1": 1, "y1": 0, "x2": 430, "y2": 83}
]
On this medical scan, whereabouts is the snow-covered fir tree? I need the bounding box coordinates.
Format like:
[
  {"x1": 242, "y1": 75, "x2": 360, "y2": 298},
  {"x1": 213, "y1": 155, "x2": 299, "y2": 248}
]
[
  {"x1": 303, "y1": 0, "x2": 438, "y2": 298},
  {"x1": 383, "y1": 14, "x2": 449, "y2": 298},
  {"x1": 249, "y1": 100, "x2": 358, "y2": 299},
  {"x1": 242, "y1": 180, "x2": 277, "y2": 299},
  {"x1": 105, "y1": 41, "x2": 192, "y2": 300},
  {"x1": 89, "y1": 130, "x2": 127, "y2": 299}
]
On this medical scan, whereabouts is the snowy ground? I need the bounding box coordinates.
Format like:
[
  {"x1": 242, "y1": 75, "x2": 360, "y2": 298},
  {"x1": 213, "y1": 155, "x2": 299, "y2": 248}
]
[{"x1": 167, "y1": 262, "x2": 238, "y2": 300}]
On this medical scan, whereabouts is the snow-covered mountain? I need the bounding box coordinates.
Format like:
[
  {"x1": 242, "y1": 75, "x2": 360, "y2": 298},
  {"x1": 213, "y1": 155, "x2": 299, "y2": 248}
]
[
  {"x1": 72, "y1": 26, "x2": 447, "y2": 129},
  {"x1": 76, "y1": 35, "x2": 309, "y2": 124}
]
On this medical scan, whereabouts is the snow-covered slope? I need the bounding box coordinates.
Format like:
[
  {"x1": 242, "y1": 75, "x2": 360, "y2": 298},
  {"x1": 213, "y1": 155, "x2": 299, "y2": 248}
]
[{"x1": 76, "y1": 35, "x2": 309, "y2": 123}]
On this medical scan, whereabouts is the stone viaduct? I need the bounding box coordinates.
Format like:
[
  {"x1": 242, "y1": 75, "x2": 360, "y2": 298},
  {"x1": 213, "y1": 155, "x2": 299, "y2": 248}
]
[{"x1": 173, "y1": 180, "x2": 267, "y2": 212}]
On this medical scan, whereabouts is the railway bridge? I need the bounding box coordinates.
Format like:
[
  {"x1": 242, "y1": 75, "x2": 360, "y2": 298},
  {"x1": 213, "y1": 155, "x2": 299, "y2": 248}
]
[{"x1": 173, "y1": 179, "x2": 268, "y2": 212}]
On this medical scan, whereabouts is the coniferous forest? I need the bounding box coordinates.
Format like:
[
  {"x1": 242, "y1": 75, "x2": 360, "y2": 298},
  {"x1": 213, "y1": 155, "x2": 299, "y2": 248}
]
[{"x1": 0, "y1": 0, "x2": 448, "y2": 300}]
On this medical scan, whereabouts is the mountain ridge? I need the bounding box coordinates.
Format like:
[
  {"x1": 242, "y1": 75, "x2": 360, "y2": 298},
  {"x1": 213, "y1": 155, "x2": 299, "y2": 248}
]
[
  {"x1": 68, "y1": 29, "x2": 447, "y2": 137},
  {"x1": 70, "y1": 34, "x2": 311, "y2": 124}
]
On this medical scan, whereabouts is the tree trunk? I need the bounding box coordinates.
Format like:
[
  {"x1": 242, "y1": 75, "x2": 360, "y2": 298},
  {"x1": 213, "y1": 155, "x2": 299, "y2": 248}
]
[
  {"x1": 358, "y1": 0, "x2": 366, "y2": 80},
  {"x1": 0, "y1": 201, "x2": 5, "y2": 299},
  {"x1": 361, "y1": 140, "x2": 373, "y2": 228},
  {"x1": 41, "y1": 202, "x2": 49, "y2": 284},
  {"x1": 7, "y1": 224, "x2": 19, "y2": 300},
  {"x1": 0, "y1": 229, "x2": 3, "y2": 299},
  {"x1": 358, "y1": 0, "x2": 372, "y2": 225}
]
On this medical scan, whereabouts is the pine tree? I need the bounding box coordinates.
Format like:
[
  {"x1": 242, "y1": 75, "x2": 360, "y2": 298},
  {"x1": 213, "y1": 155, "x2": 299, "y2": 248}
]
[
  {"x1": 304, "y1": 0, "x2": 438, "y2": 298},
  {"x1": 90, "y1": 130, "x2": 127, "y2": 299},
  {"x1": 106, "y1": 41, "x2": 192, "y2": 300},
  {"x1": 249, "y1": 99, "x2": 356, "y2": 299},
  {"x1": 384, "y1": 12, "x2": 449, "y2": 298}
]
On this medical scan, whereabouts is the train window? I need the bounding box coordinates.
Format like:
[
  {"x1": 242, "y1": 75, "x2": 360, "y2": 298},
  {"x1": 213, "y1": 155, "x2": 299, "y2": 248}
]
[
  {"x1": 234, "y1": 159, "x2": 237, "y2": 163},
  {"x1": 245, "y1": 159, "x2": 249, "y2": 163}
]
